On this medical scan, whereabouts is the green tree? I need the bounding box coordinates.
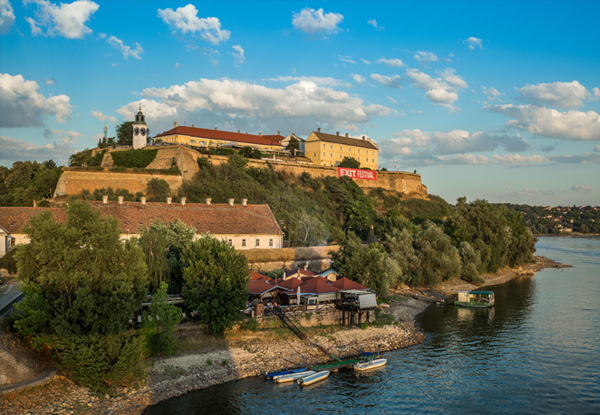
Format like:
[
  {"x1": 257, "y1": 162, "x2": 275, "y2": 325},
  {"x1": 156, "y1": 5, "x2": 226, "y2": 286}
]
[
  {"x1": 138, "y1": 219, "x2": 196, "y2": 293},
  {"x1": 141, "y1": 282, "x2": 181, "y2": 355},
  {"x1": 412, "y1": 221, "x2": 461, "y2": 286},
  {"x1": 339, "y1": 156, "x2": 361, "y2": 168},
  {"x1": 342, "y1": 199, "x2": 376, "y2": 240},
  {"x1": 12, "y1": 200, "x2": 148, "y2": 390},
  {"x1": 286, "y1": 136, "x2": 300, "y2": 157},
  {"x1": 146, "y1": 178, "x2": 171, "y2": 201},
  {"x1": 181, "y1": 235, "x2": 249, "y2": 334},
  {"x1": 116, "y1": 121, "x2": 134, "y2": 145}
]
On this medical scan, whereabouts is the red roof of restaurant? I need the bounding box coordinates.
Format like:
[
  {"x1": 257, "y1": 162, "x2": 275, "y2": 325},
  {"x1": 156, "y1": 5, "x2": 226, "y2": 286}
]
[
  {"x1": 277, "y1": 278, "x2": 304, "y2": 291},
  {"x1": 284, "y1": 269, "x2": 316, "y2": 279},
  {"x1": 248, "y1": 279, "x2": 276, "y2": 295},
  {"x1": 331, "y1": 277, "x2": 367, "y2": 291},
  {"x1": 300, "y1": 276, "x2": 339, "y2": 294},
  {"x1": 154, "y1": 126, "x2": 285, "y2": 148},
  {"x1": 249, "y1": 271, "x2": 270, "y2": 281}
]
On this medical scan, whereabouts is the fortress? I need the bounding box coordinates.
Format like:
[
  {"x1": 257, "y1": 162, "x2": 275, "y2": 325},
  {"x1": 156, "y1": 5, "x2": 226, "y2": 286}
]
[{"x1": 54, "y1": 145, "x2": 427, "y2": 199}]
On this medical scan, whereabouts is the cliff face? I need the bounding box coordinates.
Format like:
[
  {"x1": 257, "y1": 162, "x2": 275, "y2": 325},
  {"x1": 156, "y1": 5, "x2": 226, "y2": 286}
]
[{"x1": 54, "y1": 146, "x2": 427, "y2": 199}]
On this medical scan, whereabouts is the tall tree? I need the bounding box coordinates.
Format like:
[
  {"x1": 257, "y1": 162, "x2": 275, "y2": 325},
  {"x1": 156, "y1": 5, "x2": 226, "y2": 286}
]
[
  {"x1": 182, "y1": 235, "x2": 249, "y2": 334},
  {"x1": 116, "y1": 121, "x2": 134, "y2": 145},
  {"x1": 286, "y1": 136, "x2": 300, "y2": 157}
]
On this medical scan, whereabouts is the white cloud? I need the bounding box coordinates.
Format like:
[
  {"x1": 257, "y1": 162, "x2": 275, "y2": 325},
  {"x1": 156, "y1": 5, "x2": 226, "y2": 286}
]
[
  {"x1": 107, "y1": 35, "x2": 143, "y2": 60},
  {"x1": 338, "y1": 55, "x2": 355, "y2": 64},
  {"x1": 483, "y1": 86, "x2": 502, "y2": 101},
  {"x1": 232, "y1": 44, "x2": 244, "y2": 65},
  {"x1": 0, "y1": 132, "x2": 81, "y2": 165},
  {"x1": 370, "y1": 74, "x2": 402, "y2": 89},
  {"x1": 25, "y1": 0, "x2": 99, "y2": 39},
  {"x1": 377, "y1": 58, "x2": 405, "y2": 67},
  {"x1": 292, "y1": 7, "x2": 343, "y2": 36},
  {"x1": 464, "y1": 36, "x2": 482, "y2": 50},
  {"x1": 91, "y1": 110, "x2": 117, "y2": 124},
  {"x1": 0, "y1": 73, "x2": 72, "y2": 127},
  {"x1": 517, "y1": 80, "x2": 597, "y2": 109},
  {"x1": 380, "y1": 129, "x2": 529, "y2": 157},
  {"x1": 158, "y1": 4, "x2": 230, "y2": 45},
  {"x1": 360, "y1": 58, "x2": 371, "y2": 65},
  {"x1": 493, "y1": 154, "x2": 549, "y2": 164},
  {"x1": 405, "y1": 68, "x2": 468, "y2": 109},
  {"x1": 451, "y1": 154, "x2": 492, "y2": 165},
  {"x1": 414, "y1": 51, "x2": 438, "y2": 64},
  {"x1": 367, "y1": 19, "x2": 383, "y2": 30},
  {"x1": 571, "y1": 184, "x2": 592, "y2": 193},
  {"x1": 0, "y1": 0, "x2": 15, "y2": 34},
  {"x1": 119, "y1": 79, "x2": 393, "y2": 135},
  {"x1": 267, "y1": 76, "x2": 349, "y2": 87},
  {"x1": 174, "y1": 62, "x2": 182, "y2": 68},
  {"x1": 352, "y1": 74, "x2": 366, "y2": 83},
  {"x1": 487, "y1": 104, "x2": 600, "y2": 141}
]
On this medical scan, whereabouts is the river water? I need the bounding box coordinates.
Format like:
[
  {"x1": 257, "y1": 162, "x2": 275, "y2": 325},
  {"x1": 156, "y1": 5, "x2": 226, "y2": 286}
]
[{"x1": 145, "y1": 237, "x2": 600, "y2": 414}]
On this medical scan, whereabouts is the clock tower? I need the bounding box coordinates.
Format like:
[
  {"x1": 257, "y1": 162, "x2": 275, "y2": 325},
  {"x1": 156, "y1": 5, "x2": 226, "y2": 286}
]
[{"x1": 132, "y1": 105, "x2": 147, "y2": 149}]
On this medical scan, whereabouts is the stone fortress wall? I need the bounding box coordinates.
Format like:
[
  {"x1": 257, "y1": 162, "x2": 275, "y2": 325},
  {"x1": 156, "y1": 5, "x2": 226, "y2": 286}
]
[{"x1": 54, "y1": 145, "x2": 427, "y2": 199}]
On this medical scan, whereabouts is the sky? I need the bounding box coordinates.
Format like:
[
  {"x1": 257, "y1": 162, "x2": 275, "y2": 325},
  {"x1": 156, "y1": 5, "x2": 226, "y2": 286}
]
[{"x1": 1, "y1": 0, "x2": 599, "y2": 206}]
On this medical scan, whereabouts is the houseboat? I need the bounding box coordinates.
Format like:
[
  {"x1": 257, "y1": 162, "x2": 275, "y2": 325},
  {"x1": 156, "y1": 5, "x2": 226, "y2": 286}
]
[{"x1": 454, "y1": 291, "x2": 495, "y2": 308}]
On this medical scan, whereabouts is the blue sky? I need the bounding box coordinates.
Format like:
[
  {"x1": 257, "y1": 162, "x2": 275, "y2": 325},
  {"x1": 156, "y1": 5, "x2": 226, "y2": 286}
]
[{"x1": 1, "y1": 0, "x2": 599, "y2": 206}]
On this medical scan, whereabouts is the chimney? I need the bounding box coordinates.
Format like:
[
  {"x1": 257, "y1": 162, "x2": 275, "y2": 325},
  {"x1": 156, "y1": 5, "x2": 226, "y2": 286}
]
[
  {"x1": 205, "y1": 198, "x2": 212, "y2": 205},
  {"x1": 277, "y1": 131, "x2": 280, "y2": 135},
  {"x1": 238, "y1": 130, "x2": 240, "y2": 133},
  {"x1": 118, "y1": 196, "x2": 124, "y2": 205},
  {"x1": 215, "y1": 127, "x2": 218, "y2": 130},
  {"x1": 102, "y1": 195, "x2": 108, "y2": 204},
  {"x1": 167, "y1": 197, "x2": 172, "y2": 205},
  {"x1": 317, "y1": 128, "x2": 321, "y2": 132},
  {"x1": 259, "y1": 132, "x2": 262, "y2": 137},
  {"x1": 181, "y1": 197, "x2": 187, "y2": 206},
  {"x1": 192, "y1": 124, "x2": 195, "y2": 128},
  {"x1": 228, "y1": 198, "x2": 235, "y2": 206},
  {"x1": 345, "y1": 133, "x2": 349, "y2": 137},
  {"x1": 141, "y1": 197, "x2": 146, "y2": 205},
  {"x1": 33, "y1": 200, "x2": 37, "y2": 208},
  {"x1": 174, "y1": 121, "x2": 178, "y2": 128},
  {"x1": 336, "y1": 131, "x2": 339, "y2": 136},
  {"x1": 362, "y1": 135, "x2": 366, "y2": 140},
  {"x1": 241, "y1": 198, "x2": 248, "y2": 206}
]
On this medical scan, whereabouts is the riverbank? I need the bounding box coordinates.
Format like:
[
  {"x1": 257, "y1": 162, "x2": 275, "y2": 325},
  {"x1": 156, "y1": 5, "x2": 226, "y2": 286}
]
[{"x1": 0, "y1": 255, "x2": 564, "y2": 414}]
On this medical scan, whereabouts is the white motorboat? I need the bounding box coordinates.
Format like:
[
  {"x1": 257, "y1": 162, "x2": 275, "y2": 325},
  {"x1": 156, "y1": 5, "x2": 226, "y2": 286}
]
[
  {"x1": 353, "y1": 358, "x2": 387, "y2": 371},
  {"x1": 297, "y1": 370, "x2": 330, "y2": 386},
  {"x1": 273, "y1": 370, "x2": 316, "y2": 383}
]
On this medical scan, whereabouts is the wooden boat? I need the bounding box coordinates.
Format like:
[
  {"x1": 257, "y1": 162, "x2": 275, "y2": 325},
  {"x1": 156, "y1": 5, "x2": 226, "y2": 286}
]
[
  {"x1": 273, "y1": 370, "x2": 316, "y2": 383},
  {"x1": 297, "y1": 370, "x2": 330, "y2": 386},
  {"x1": 264, "y1": 367, "x2": 307, "y2": 380},
  {"x1": 353, "y1": 358, "x2": 387, "y2": 371},
  {"x1": 454, "y1": 290, "x2": 495, "y2": 308}
]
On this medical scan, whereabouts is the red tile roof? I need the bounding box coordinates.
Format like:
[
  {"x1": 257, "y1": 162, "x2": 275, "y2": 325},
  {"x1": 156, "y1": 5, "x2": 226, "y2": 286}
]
[
  {"x1": 249, "y1": 271, "x2": 270, "y2": 281},
  {"x1": 300, "y1": 276, "x2": 339, "y2": 294},
  {"x1": 284, "y1": 269, "x2": 315, "y2": 279},
  {"x1": 248, "y1": 279, "x2": 276, "y2": 295},
  {"x1": 331, "y1": 277, "x2": 367, "y2": 291},
  {"x1": 0, "y1": 201, "x2": 283, "y2": 236},
  {"x1": 311, "y1": 131, "x2": 378, "y2": 150},
  {"x1": 154, "y1": 126, "x2": 285, "y2": 148},
  {"x1": 277, "y1": 278, "x2": 303, "y2": 291}
]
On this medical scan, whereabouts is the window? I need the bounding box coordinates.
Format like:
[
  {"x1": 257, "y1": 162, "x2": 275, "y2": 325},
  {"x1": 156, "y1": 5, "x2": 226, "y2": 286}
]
[
  {"x1": 323, "y1": 143, "x2": 325, "y2": 148},
  {"x1": 255, "y1": 239, "x2": 260, "y2": 247},
  {"x1": 242, "y1": 239, "x2": 246, "y2": 247},
  {"x1": 228, "y1": 239, "x2": 232, "y2": 246},
  {"x1": 330, "y1": 144, "x2": 333, "y2": 149},
  {"x1": 330, "y1": 153, "x2": 333, "y2": 158},
  {"x1": 358, "y1": 149, "x2": 360, "y2": 154},
  {"x1": 323, "y1": 151, "x2": 326, "y2": 156},
  {"x1": 358, "y1": 157, "x2": 360, "y2": 161},
  {"x1": 340, "y1": 146, "x2": 342, "y2": 151},
  {"x1": 269, "y1": 239, "x2": 273, "y2": 247},
  {"x1": 314, "y1": 152, "x2": 316, "y2": 157}
]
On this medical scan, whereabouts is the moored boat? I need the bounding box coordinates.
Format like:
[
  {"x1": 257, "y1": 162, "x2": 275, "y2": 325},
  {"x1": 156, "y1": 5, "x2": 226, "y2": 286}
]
[
  {"x1": 264, "y1": 367, "x2": 307, "y2": 380},
  {"x1": 297, "y1": 370, "x2": 330, "y2": 386},
  {"x1": 273, "y1": 370, "x2": 316, "y2": 383},
  {"x1": 454, "y1": 290, "x2": 495, "y2": 308},
  {"x1": 353, "y1": 358, "x2": 387, "y2": 371}
]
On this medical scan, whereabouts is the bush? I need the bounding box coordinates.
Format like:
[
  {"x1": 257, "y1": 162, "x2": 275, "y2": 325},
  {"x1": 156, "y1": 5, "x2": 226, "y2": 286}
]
[
  {"x1": 111, "y1": 149, "x2": 158, "y2": 168},
  {"x1": 146, "y1": 178, "x2": 171, "y2": 201},
  {"x1": 141, "y1": 282, "x2": 181, "y2": 355}
]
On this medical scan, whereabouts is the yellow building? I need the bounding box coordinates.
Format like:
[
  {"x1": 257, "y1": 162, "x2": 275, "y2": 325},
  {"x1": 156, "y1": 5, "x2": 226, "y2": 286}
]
[
  {"x1": 154, "y1": 123, "x2": 284, "y2": 153},
  {"x1": 305, "y1": 129, "x2": 379, "y2": 169}
]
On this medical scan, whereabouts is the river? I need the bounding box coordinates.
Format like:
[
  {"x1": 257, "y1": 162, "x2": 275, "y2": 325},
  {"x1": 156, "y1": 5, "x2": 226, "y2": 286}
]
[{"x1": 145, "y1": 237, "x2": 600, "y2": 414}]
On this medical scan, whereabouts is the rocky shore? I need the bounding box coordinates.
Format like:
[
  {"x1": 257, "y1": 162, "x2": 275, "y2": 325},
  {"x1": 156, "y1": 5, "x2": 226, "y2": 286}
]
[{"x1": 0, "y1": 255, "x2": 566, "y2": 414}]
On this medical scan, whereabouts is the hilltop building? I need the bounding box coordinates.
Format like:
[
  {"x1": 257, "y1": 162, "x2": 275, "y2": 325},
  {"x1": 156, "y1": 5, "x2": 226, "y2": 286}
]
[
  {"x1": 154, "y1": 124, "x2": 285, "y2": 154},
  {"x1": 0, "y1": 199, "x2": 283, "y2": 256},
  {"x1": 132, "y1": 106, "x2": 148, "y2": 149},
  {"x1": 305, "y1": 129, "x2": 379, "y2": 169}
]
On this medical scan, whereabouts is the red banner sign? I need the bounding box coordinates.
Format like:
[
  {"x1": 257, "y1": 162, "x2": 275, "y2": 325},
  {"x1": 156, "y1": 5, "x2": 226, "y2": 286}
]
[{"x1": 337, "y1": 167, "x2": 377, "y2": 180}]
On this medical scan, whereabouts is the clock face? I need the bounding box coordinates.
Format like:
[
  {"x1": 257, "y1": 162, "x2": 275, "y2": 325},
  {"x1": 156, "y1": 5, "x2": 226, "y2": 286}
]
[
  {"x1": 140, "y1": 128, "x2": 146, "y2": 136},
  {"x1": 134, "y1": 127, "x2": 139, "y2": 135}
]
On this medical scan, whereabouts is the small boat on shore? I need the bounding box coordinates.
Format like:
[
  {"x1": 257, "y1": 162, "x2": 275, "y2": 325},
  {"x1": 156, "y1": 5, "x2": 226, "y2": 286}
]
[
  {"x1": 297, "y1": 370, "x2": 330, "y2": 386},
  {"x1": 264, "y1": 367, "x2": 307, "y2": 380},
  {"x1": 454, "y1": 290, "x2": 495, "y2": 308},
  {"x1": 273, "y1": 370, "x2": 316, "y2": 383},
  {"x1": 354, "y1": 358, "x2": 387, "y2": 371}
]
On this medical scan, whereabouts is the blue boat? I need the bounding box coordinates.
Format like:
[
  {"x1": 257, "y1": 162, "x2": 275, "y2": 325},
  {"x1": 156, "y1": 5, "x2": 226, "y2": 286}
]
[{"x1": 264, "y1": 367, "x2": 307, "y2": 380}]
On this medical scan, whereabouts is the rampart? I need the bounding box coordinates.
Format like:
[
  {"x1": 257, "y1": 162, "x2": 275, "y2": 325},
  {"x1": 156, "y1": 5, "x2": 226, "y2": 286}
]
[{"x1": 54, "y1": 145, "x2": 427, "y2": 198}]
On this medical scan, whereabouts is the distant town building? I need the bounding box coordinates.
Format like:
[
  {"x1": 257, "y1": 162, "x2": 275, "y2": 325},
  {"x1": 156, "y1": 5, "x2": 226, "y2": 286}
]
[
  {"x1": 154, "y1": 124, "x2": 285, "y2": 153},
  {"x1": 0, "y1": 200, "x2": 283, "y2": 256},
  {"x1": 305, "y1": 129, "x2": 379, "y2": 169},
  {"x1": 132, "y1": 106, "x2": 148, "y2": 149}
]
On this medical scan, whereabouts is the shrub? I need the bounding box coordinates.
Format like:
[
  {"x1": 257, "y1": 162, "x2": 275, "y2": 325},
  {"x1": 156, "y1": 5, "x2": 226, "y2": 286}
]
[{"x1": 111, "y1": 149, "x2": 158, "y2": 168}]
